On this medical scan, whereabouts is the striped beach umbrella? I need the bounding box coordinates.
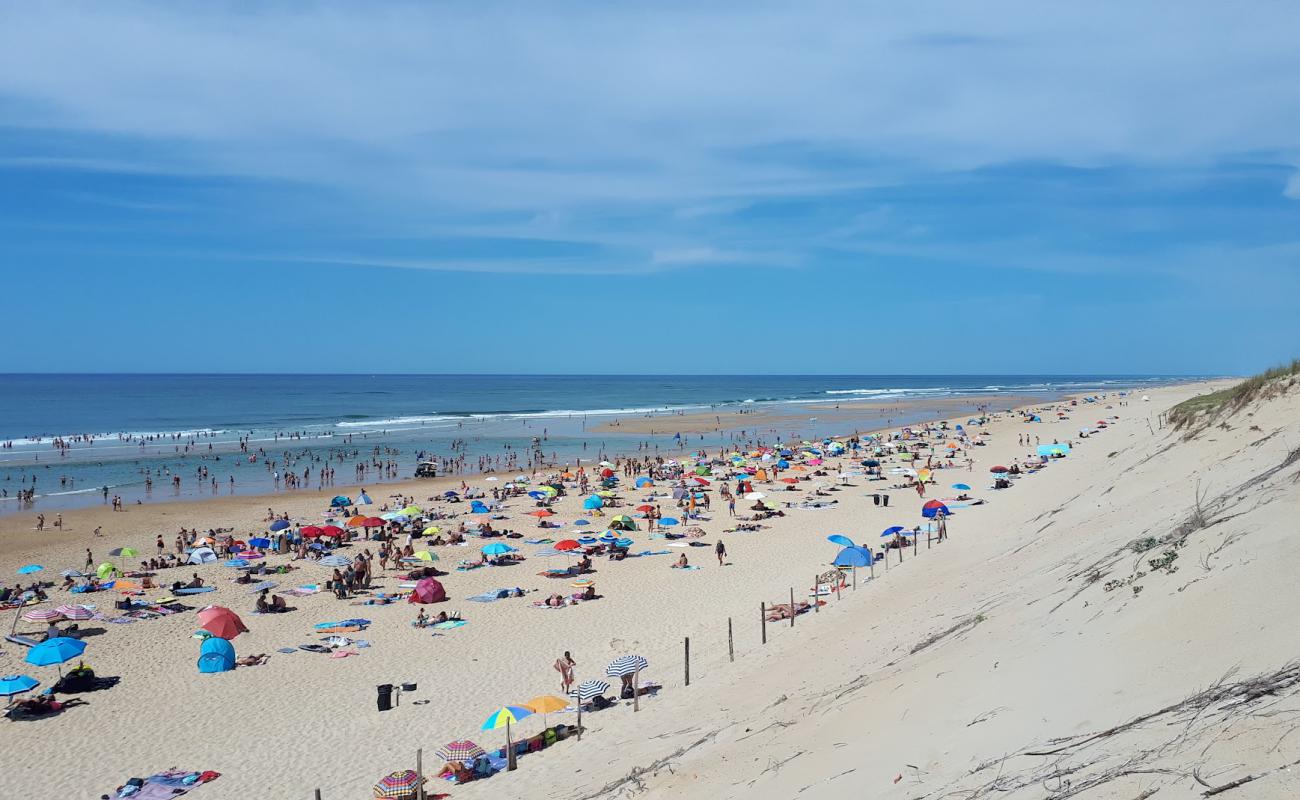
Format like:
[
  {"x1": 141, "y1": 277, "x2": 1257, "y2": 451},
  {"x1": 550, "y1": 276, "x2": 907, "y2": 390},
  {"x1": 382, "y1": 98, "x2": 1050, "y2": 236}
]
[
  {"x1": 482, "y1": 705, "x2": 533, "y2": 730},
  {"x1": 21, "y1": 608, "x2": 64, "y2": 623},
  {"x1": 53, "y1": 605, "x2": 94, "y2": 621},
  {"x1": 435, "y1": 740, "x2": 486, "y2": 762},
  {"x1": 568, "y1": 679, "x2": 610, "y2": 701},
  {"x1": 319, "y1": 555, "x2": 351, "y2": 567},
  {"x1": 605, "y1": 655, "x2": 649, "y2": 677},
  {"x1": 372, "y1": 770, "x2": 422, "y2": 799}
]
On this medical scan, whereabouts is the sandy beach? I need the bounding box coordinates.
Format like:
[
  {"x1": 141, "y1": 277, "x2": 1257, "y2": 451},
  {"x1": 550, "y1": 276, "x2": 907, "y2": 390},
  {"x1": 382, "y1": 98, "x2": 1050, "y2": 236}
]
[{"x1": 7, "y1": 377, "x2": 1296, "y2": 799}]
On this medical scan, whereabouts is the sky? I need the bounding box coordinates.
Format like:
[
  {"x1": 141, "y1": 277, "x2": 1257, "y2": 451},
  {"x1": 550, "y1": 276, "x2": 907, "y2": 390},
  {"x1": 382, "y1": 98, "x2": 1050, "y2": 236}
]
[{"x1": 1, "y1": 1, "x2": 1299, "y2": 375}]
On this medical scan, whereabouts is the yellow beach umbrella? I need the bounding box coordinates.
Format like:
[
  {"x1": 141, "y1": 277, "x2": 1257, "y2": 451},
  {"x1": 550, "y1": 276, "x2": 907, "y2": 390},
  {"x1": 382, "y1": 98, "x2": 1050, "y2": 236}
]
[
  {"x1": 523, "y1": 695, "x2": 568, "y2": 714},
  {"x1": 412, "y1": 551, "x2": 439, "y2": 562},
  {"x1": 422, "y1": 526, "x2": 441, "y2": 536}
]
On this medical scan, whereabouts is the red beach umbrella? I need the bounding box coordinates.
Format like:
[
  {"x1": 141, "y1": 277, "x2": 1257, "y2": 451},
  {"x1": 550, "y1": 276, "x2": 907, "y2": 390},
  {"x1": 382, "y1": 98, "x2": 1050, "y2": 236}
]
[
  {"x1": 554, "y1": 540, "x2": 581, "y2": 552},
  {"x1": 361, "y1": 517, "x2": 386, "y2": 528},
  {"x1": 528, "y1": 510, "x2": 555, "y2": 518},
  {"x1": 990, "y1": 466, "x2": 1009, "y2": 473},
  {"x1": 319, "y1": 525, "x2": 345, "y2": 538},
  {"x1": 197, "y1": 606, "x2": 248, "y2": 639},
  {"x1": 300, "y1": 526, "x2": 323, "y2": 538}
]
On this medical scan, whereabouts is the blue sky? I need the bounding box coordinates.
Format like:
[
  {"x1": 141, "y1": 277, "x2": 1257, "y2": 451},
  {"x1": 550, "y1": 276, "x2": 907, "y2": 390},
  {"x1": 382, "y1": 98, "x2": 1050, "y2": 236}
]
[{"x1": 2, "y1": 1, "x2": 1299, "y2": 375}]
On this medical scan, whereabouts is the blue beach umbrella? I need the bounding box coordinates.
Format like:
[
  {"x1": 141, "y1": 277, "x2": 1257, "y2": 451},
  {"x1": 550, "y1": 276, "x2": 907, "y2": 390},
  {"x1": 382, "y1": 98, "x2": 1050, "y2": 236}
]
[
  {"x1": 583, "y1": 495, "x2": 604, "y2": 510},
  {"x1": 615, "y1": 538, "x2": 634, "y2": 548},
  {"x1": 528, "y1": 491, "x2": 548, "y2": 500},
  {"x1": 481, "y1": 543, "x2": 517, "y2": 556},
  {"x1": 0, "y1": 674, "x2": 39, "y2": 698},
  {"x1": 658, "y1": 517, "x2": 680, "y2": 527},
  {"x1": 634, "y1": 477, "x2": 654, "y2": 487},
  {"x1": 26, "y1": 637, "x2": 86, "y2": 673},
  {"x1": 880, "y1": 526, "x2": 905, "y2": 538},
  {"x1": 832, "y1": 547, "x2": 873, "y2": 568},
  {"x1": 269, "y1": 520, "x2": 290, "y2": 531},
  {"x1": 573, "y1": 519, "x2": 590, "y2": 526},
  {"x1": 223, "y1": 559, "x2": 249, "y2": 568},
  {"x1": 17, "y1": 565, "x2": 43, "y2": 575},
  {"x1": 826, "y1": 534, "x2": 855, "y2": 548},
  {"x1": 248, "y1": 537, "x2": 271, "y2": 549},
  {"x1": 951, "y1": 484, "x2": 971, "y2": 491}
]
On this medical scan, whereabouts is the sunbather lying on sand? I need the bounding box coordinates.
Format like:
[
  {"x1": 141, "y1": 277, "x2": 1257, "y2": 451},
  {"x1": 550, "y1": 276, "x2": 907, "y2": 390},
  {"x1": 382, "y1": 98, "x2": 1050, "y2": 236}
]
[
  {"x1": 236, "y1": 653, "x2": 269, "y2": 666},
  {"x1": 765, "y1": 601, "x2": 812, "y2": 621}
]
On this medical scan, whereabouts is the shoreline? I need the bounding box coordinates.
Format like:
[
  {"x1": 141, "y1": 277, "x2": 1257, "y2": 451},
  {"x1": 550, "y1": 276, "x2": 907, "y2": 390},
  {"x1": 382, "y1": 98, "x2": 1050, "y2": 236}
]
[{"x1": 1, "y1": 390, "x2": 1090, "y2": 517}]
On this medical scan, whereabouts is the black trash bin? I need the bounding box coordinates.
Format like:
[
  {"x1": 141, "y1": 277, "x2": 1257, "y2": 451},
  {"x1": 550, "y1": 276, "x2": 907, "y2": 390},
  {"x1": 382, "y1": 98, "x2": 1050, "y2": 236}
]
[
  {"x1": 871, "y1": 493, "x2": 880, "y2": 506},
  {"x1": 882, "y1": 494, "x2": 890, "y2": 507},
  {"x1": 377, "y1": 683, "x2": 393, "y2": 712}
]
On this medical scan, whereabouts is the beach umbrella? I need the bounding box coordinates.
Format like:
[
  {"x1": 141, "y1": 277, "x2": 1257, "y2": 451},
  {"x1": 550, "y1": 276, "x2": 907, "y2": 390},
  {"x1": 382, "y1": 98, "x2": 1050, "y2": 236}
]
[
  {"x1": 528, "y1": 509, "x2": 555, "y2": 518},
  {"x1": 634, "y1": 477, "x2": 654, "y2": 487},
  {"x1": 990, "y1": 466, "x2": 1009, "y2": 473},
  {"x1": 582, "y1": 496, "x2": 603, "y2": 510},
  {"x1": 346, "y1": 515, "x2": 367, "y2": 527},
  {"x1": 372, "y1": 770, "x2": 423, "y2": 800},
  {"x1": 422, "y1": 526, "x2": 441, "y2": 536},
  {"x1": 223, "y1": 559, "x2": 250, "y2": 568},
  {"x1": 319, "y1": 525, "x2": 345, "y2": 538},
  {"x1": 523, "y1": 694, "x2": 568, "y2": 727},
  {"x1": 569, "y1": 679, "x2": 610, "y2": 702},
  {"x1": 54, "y1": 605, "x2": 94, "y2": 621},
  {"x1": 862, "y1": 459, "x2": 880, "y2": 467},
  {"x1": 595, "y1": 490, "x2": 616, "y2": 498},
  {"x1": 301, "y1": 526, "x2": 324, "y2": 539},
  {"x1": 17, "y1": 564, "x2": 43, "y2": 575},
  {"x1": 483, "y1": 705, "x2": 534, "y2": 771},
  {"x1": 951, "y1": 483, "x2": 971, "y2": 491},
  {"x1": 605, "y1": 654, "x2": 649, "y2": 677},
  {"x1": 411, "y1": 551, "x2": 439, "y2": 562},
  {"x1": 435, "y1": 740, "x2": 486, "y2": 762},
  {"x1": 361, "y1": 517, "x2": 386, "y2": 528},
  {"x1": 921, "y1": 500, "x2": 950, "y2": 518},
  {"x1": 26, "y1": 637, "x2": 85, "y2": 675},
  {"x1": 554, "y1": 540, "x2": 581, "y2": 552},
  {"x1": 443, "y1": 490, "x2": 460, "y2": 498},
  {"x1": 319, "y1": 555, "x2": 352, "y2": 567},
  {"x1": 881, "y1": 526, "x2": 905, "y2": 538},
  {"x1": 248, "y1": 537, "x2": 271, "y2": 549},
  {"x1": 401, "y1": 505, "x2": 422, "y2": 516},
  {"x1": 614, "y1": 538, "x2": 634, "y2": 548},
  {"x1": 635, "y1": 504, "x2": 654, "y2": 513},
  {"x1": 573, "y1": 519, "x2": 590, "y2": 526},
  {"x1": 21, "y1": 608, "x2": 64, "y2": 623},
  {"x1": 481, "y1": 543, "x2": 516, "y2": 556},
  {"x1": 610, "y1": 515, "x2": 637, "y2": 531},
  {"x1": 0, "y1": 674, "x2": 39, "y2": 699},
  {"x1": 197, "y1": 606, "x2": 248, "y2": 640},
  {"x1": 528, "y1": 491, "x2": 548, "y2": 500},
  {"x1": 598, "y1": 531, "x2": 617, "y2": 543},
  {"x1": 658, "y1": 517, "x2": 680, "y2": 527},
  {"x1": 108, "y1": 547, "x2": 138, "y2": 558},
  {"x1": 269, "y1": 519, "x2": 290, "y2": 531},
  {"x1": 826, "y1": 534, "x2": 856, "y2": 548},
  {"x1": 832, "y1": 546, "x2": 873, "y2": 568},
  {"x1": 96, "y1": 563, "x2": 118, "y2": 580}
]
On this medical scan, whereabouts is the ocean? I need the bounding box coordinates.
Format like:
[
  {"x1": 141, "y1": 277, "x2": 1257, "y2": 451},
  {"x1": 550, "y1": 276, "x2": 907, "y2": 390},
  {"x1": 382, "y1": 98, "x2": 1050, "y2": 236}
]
[{"x1": 0, "y1": 374, "x2": 1184, "y2": 512}]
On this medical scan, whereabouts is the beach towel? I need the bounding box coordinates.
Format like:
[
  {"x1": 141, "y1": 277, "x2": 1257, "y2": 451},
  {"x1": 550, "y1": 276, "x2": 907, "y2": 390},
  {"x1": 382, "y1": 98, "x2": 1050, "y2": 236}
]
[
  {"x1": 4, "y1": 634, "x2": 39, "y2": 647},
  {"x1": 432, "y1": 620, "x2": 468, "y2": 629},
  {"x1": 674, "y1": 566, "x2": 702, "y2": 571},
  {"x1": 298, "y1": 644, "x2": 331, "y2": 653},
  {"x1": 466, "y1": 588, "x2": 519, "y2": 602},
  {"x1": 277, "y1": 586, "x2": 319, "y2": 597},
  {"x1": 632, "y1": 550, "x2": 671, "y2": 557},
  {"x1": 276, "y1": 647, "x2": 297, "y2": 654},
  {"x1": 175, "y1": 587, "x2": 215, "y2": 595}
]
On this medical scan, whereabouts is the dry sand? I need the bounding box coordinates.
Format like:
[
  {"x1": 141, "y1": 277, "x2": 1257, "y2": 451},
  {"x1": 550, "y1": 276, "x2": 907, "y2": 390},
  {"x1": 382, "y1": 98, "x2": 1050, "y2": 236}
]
[{"x1": 6, "y1": 378, "x2": 1299, "y2": 800}]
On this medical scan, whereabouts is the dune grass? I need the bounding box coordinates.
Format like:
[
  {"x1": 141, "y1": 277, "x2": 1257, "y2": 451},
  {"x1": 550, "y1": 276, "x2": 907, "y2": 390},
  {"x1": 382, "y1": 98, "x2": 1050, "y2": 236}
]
[{"x1": 1169, "y1": 359, "x2": 1300, "y2": 430}]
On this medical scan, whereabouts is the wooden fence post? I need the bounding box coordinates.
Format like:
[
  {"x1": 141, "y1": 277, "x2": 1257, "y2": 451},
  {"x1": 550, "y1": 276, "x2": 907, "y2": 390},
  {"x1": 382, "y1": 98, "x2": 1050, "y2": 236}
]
[
  {"x1": 684, "y1": 637, "x2": 691, "y2": 686},
  {"x1": 761, "y1": 602, "x2": 767, "y2": 644},
  {"x1": 416, "y1": 748, "x2": 426, "y2": 800},
  {"x1": 728, "y1": 617, "x2": 734, "y2": 663},
  {"x1": 789, "y1": 587, "x2": 796, "y2": 628},
  {"x1": 813, "y1": 575, "x2": 819, "y2": 612},
  {"x1": 315, "y1": 790, "x2": 322, "y2": 800}
]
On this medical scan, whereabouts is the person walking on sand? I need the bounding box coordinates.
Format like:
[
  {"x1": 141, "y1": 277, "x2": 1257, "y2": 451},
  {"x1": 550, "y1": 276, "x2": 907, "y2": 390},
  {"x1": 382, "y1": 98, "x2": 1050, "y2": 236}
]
[
  {"x1": 554, "y1": 651, "x2": 576, "y2": 694},
  {"x1": 85, "y1": 549, "x2": 93, "y2": 569},
  {"x1": 715, "y1": 539, "x2": 727, "y2": 566}
]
